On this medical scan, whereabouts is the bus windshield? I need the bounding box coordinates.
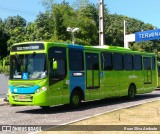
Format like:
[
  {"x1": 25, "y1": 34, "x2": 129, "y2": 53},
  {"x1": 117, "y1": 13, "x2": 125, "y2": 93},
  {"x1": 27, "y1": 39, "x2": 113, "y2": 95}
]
[{"x1": 10, "y1": 53, "x2": 47, "y2": 80}]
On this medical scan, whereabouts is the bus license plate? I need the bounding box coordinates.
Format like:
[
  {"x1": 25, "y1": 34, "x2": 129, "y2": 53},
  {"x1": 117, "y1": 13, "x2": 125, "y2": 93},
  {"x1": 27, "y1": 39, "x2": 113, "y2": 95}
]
[{"x1": 19, "y1": 95, "x2": 26, "y2": 99}]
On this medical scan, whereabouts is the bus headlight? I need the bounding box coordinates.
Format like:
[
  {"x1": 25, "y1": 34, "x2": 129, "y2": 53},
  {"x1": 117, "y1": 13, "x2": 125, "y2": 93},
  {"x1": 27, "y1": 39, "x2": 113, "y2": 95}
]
[
  {"x1": 36, "y1": 86, "x2": 47, "y2": 94},
  {"x1": 42, "y1": 86, "x2": 47, "y2": 91}
]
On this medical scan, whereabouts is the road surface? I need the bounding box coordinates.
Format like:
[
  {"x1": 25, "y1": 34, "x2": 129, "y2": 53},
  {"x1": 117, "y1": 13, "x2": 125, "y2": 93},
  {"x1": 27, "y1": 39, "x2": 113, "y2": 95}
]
[
  {"x1": 0, "y1": 74, "x2": 9, "y2": 98},
  {"x1": 0, "y1": 90, "x2": 160, "y2": 129}
]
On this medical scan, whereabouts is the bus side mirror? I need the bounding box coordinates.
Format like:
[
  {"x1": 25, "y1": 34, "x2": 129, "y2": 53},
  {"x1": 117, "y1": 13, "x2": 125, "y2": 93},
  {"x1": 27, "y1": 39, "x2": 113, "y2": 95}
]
[{"x1": 53, "y1": 60, "x2": 58, "y2": 70}]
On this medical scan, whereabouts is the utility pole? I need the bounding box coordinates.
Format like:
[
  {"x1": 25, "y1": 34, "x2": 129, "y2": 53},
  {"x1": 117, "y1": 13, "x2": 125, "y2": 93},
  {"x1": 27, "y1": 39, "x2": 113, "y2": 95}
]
[
  {"x1": 99, "y1": 0, "x2": 105, "y2": 46},
  {"x1": 124, "y1": 20, "x2": 127, "y2": 48}
]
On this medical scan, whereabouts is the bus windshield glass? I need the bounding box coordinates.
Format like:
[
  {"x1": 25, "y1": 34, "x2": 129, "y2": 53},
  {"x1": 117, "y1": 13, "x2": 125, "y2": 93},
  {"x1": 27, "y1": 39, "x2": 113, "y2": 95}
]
[{"x1": 10, "y1": 53, "x2": 47, "y2": 80}]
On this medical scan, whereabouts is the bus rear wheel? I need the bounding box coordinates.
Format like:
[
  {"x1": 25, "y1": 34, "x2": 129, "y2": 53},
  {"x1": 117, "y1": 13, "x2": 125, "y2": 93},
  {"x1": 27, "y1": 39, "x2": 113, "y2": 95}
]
[
  {"x1": 70, "y1": 91, "x2": 81, "y2": 108},
  {"x1": 128, "y1": 85, "x2": 136, "y2": 100}
]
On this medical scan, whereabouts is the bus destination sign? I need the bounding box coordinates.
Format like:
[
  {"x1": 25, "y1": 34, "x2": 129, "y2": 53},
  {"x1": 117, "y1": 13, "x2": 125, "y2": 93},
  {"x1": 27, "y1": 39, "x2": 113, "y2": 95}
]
[{"x1": 11, "y1": 43, "x2": 44, "y2": 52}]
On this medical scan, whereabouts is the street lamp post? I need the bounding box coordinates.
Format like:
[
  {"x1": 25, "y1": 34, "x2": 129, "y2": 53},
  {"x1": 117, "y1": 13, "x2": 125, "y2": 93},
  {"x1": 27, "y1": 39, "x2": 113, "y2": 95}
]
[{"x1": 67, "y1": 27, "x2": 79, "y2": 45}]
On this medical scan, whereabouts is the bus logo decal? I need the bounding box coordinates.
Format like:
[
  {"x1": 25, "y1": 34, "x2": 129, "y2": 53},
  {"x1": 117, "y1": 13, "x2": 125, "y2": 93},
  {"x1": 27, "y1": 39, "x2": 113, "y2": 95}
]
[{"x1": 128, "y1": 74, "x2": 137, "y2": 79}]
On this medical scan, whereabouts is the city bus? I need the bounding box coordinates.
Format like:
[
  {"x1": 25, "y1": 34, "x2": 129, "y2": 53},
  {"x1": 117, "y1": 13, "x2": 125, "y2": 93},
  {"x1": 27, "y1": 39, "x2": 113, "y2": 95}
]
[{"x1": 8, "y1": 41, "x2": 157, "y2": 108}]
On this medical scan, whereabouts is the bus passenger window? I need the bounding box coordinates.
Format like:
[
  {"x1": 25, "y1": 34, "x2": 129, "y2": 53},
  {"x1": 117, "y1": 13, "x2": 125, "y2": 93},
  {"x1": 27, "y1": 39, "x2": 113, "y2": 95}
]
[
  {"x1": 86, "y1": 53, "x2": 99, "y2": 70},
  {"x1": 152, "y1": 57, "x2": 156, "y2": 70},
  {"x1": 113, "y1": 53, "x2": 123, "y2": 70},
  {"x1": 143, "y1": 57, "x2": 151, "y2": 70},
  {"x1": 101, "y1": 52, "x2": 113, "y2": 70},
  {"x1": 133, "y1": 55, "x2": 142, "y2": 70},
  {"x1": 124, "y1": 54, "x2": 133, "y2": 70},
  {"x1": 69, "y1": 49, "x2": 84, "y2": 71}
]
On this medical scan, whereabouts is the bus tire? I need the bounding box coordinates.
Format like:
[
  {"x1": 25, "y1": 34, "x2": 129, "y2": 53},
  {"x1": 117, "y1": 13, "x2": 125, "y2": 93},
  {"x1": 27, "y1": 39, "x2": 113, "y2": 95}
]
[
  {"x1": 70, "y1": 91, "x2": 81, "y2": 108},
  {"x1": 128, "y1": 85, "x2": 136, "y2": 100}
]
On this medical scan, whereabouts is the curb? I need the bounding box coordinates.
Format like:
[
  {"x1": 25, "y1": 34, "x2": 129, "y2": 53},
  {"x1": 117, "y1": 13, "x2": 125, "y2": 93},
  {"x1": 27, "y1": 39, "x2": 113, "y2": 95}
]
[
  {"x1": 60, "y1": 97, "x2": 160, "y2": 126},
  {"x1": 39, "y1": 97, "x2": 160, "y2": 132}
]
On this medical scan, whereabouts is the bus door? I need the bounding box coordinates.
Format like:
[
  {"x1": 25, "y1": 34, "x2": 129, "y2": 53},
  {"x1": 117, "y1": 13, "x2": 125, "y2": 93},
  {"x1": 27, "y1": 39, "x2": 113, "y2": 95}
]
[
  {"x1": 48, "y1": 47, "x2": 68, "y2": 105},
  {"x1": 69, "y1": 48, "x2": 85, "y2": 96},
  {"x1": 143, "y1": 57, "x2": 152, "y2": 84},
  {"x1": 85, "y1": 53, "x2": 100, "y2": 100}
]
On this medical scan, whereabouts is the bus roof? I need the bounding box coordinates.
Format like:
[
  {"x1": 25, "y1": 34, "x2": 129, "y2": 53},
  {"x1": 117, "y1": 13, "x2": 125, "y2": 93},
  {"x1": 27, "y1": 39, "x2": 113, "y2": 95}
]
[{"x1": 11, "y1": 41, "x2": 155, "y2": 56}]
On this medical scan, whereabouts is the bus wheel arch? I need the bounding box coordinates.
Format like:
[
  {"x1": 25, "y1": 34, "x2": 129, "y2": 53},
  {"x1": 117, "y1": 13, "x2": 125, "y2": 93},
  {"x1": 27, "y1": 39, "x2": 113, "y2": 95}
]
[
  {"x1": 128, "y1": 83, "x2": 136, "y2": 100},
  {"x1": 70, "y1": 87, "x2": 84, "y2": 108}
]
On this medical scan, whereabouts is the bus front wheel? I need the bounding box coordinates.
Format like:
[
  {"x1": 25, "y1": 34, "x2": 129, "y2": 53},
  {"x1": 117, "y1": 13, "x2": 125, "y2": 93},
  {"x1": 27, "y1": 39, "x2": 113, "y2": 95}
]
[
  {"x1": 128, "y1": 85, "x2": 136, "y2": 100},
  {"x1": 70, "y1": 91, "x2": 81, "y2": 108}
]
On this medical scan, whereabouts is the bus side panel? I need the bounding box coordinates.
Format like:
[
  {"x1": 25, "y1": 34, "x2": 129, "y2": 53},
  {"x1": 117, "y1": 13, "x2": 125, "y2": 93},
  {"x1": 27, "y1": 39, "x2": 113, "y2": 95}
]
[
  {"x1": 69, "y1": 71, "x2": 85, "y2": 95},
  {"x1": 101, "y1": 71, "x2": 120, "y2": 97},
  {"x1": 127, "y1": 71, "x2": 144, "y2": 94},
  {"x1": 48, "y1": 82, "x2": 63, "y2": 106}
]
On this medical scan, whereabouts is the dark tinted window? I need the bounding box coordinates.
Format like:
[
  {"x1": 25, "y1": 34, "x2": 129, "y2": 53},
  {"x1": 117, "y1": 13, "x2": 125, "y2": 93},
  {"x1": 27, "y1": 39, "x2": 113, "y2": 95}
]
[
  {"x1": 152, "y1": 57, "x2": 156, "y2": 70},
  {"x1": 143, "y1": 57, "x2": 151, "y2": 70},
  {"x1": 133, "y1": 55, "x2": 142, "y2": 70},
  {"x1": 69, "y1": 49, "x2": 84, "y2": 71},
  {"x1": 113, "y1": 53, "x2": 123, "y2": 70},
  {"x1": 124, "y1": 54, "x2": 133, "y2": 70},
  {"x1": 86, "y1": 53, "x2": 99, "y2": 70},
  {"x1": 101, "y1": 52, "x2": 113, "y2": 70}
]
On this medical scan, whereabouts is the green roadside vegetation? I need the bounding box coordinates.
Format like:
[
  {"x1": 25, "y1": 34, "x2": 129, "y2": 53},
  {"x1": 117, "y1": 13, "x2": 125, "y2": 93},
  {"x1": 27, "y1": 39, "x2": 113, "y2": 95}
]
[
  {"x1": 1, "y1": 0, "x2": 160, "y2": 68},
  {"x1": 0, "y1": 56, "x2": 10, "y2": 74}
]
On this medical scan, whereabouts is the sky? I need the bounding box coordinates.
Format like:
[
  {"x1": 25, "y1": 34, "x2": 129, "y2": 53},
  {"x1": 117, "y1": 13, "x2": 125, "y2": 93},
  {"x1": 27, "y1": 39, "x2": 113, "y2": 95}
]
[{"x1": 0, "y1": 0, "x2": 160, "y2": 28}]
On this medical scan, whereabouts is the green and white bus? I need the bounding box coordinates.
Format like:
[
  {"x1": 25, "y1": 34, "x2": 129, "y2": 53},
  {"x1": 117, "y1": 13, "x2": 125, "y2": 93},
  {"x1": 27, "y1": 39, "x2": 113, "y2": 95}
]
[{"x1": 8, "y1": 42, "x2": 157, "y2": 108}]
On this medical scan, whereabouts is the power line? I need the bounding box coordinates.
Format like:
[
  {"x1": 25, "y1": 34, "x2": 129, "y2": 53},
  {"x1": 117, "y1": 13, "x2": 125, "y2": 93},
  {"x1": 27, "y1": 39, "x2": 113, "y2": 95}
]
[{"x1": 0, "y1": 5, "x2": 38, "y2": 16}]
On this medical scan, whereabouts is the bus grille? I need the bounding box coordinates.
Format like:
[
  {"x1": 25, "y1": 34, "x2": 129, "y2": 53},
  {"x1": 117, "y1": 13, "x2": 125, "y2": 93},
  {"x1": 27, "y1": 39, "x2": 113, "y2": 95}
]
[{"x1": 12, "y1": 94, "x2": 33, "y2": 102}]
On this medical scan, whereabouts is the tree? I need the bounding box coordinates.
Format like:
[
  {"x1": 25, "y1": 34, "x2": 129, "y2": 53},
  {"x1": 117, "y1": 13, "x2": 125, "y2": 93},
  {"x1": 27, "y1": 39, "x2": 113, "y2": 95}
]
[
  {"x1": 25, "y1": 12, "x2": 53, "y2": 41},
  {"x1": 74, "y1": 3, "x2": 99, "y2": 45},
  {"x1": 0, "y1": 19, "x2": 9, "y2": 59},
  {"x1": 52, "y1": 2, "x2": 76, "y2": 41},
  {"x1": 3, "y1": 15, "x2": 27, "y2": 50},
  {"x1": 41, "y1": 0, "x2": 54, "y2": 11}
]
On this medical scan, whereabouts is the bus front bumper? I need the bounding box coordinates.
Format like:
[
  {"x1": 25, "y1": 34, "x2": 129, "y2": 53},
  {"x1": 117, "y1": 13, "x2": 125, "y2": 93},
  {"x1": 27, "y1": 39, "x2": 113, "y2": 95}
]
[{"x1": 8, "y1": 91, "x2": 49, "y2": 106}]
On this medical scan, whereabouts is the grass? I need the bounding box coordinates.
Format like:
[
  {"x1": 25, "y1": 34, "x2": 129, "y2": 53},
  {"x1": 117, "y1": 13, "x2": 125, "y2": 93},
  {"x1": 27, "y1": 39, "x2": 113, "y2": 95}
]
[{"x1": 39, "y1": 100, "x2": 160, "y2": 134}]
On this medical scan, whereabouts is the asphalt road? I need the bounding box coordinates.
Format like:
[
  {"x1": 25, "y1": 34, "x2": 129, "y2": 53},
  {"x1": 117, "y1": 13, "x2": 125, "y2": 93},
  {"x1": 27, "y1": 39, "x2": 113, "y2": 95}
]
[{"x1": 0, "y1": 90, "x2": 160, "y2": 131}]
